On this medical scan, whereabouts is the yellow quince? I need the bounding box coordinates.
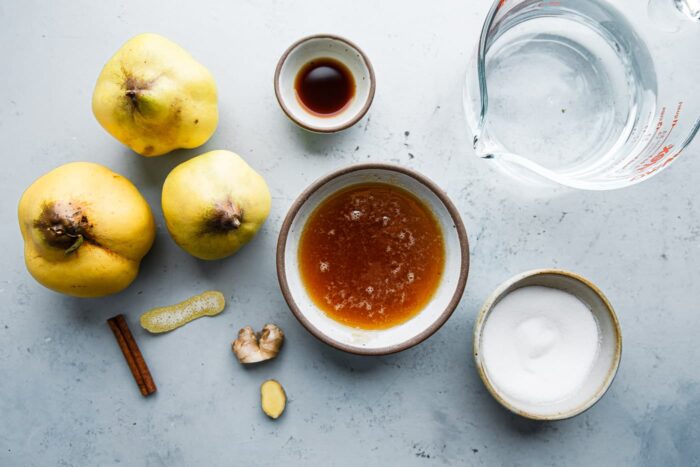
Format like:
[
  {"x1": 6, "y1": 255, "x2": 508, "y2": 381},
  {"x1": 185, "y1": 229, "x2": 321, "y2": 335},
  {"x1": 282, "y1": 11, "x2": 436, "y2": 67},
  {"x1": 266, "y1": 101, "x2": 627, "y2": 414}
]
[
  {"x1": 92, "y1": 33, "x2": 218, "y2": 157},
  {"x1": 162, "y1": 150, "x2": 271, "y2": 260},
  {"x1": 18, "y1": 162, "x2": 156, "y2": 297}
]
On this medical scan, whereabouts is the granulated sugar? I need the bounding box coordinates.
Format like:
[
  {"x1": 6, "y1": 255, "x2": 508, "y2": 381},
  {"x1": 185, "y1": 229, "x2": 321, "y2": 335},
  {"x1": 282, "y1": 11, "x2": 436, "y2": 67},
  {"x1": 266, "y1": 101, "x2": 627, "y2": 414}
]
[{"x1": 481, "y1": 286, "x2": 600, "y2": 404}]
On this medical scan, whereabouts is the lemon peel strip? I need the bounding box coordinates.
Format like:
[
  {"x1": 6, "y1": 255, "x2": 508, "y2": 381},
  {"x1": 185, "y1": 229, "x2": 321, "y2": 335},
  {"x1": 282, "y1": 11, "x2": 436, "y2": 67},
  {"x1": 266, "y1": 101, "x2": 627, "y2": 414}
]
[{"x1": 140, "y1": 290, "x2": 225, "y2": 333}]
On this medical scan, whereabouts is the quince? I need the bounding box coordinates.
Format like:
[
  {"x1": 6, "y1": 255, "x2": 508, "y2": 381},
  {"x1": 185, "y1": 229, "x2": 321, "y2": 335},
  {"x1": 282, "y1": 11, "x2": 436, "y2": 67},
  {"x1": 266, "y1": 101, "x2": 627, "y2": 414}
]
[
  {"x1": 18, "y1": 162, "x2": 155, "y2": 297},
  {"x1": 162, "y1": 150, "x2": 271, "y2": 260},
  {"x1": 92, "y1": 33, "x2": 218, "y2": 157}
]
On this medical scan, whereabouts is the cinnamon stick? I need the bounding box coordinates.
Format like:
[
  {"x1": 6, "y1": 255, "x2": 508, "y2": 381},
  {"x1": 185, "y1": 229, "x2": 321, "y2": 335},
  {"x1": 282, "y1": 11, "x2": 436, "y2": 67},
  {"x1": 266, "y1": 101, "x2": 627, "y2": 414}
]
[{"x1": 107, "y1": 314, "x2": 157, "y2": 397}]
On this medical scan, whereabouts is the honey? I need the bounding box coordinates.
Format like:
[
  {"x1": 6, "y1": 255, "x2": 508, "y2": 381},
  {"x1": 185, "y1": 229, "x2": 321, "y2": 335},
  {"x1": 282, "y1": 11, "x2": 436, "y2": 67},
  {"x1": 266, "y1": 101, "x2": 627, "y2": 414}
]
[{"x1": 298, "y1": 183, "x2": 445, "y2": 330}]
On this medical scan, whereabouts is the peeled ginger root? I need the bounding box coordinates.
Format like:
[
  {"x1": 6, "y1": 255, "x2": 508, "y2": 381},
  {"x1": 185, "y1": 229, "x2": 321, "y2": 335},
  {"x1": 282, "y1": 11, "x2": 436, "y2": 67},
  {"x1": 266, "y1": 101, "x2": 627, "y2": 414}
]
[
  {"x1": 140, "y1": 290, "x2": 225, "y2": 333},
  {"x1": 232, "y1": 324, "x2": 284, "y2": 364},
  {"x1": 261, "y1": 380, "x2": 286, "y2": 419}
]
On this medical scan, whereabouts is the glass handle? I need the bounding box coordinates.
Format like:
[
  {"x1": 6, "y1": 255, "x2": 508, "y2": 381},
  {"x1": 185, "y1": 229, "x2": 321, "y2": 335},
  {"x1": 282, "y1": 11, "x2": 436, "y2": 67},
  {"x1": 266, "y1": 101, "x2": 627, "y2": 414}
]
[
  {"x1": 650, "y1": 0, "x2": 700, "y2": 21},
  {"x1": 648, "y1": 0, "x2": 698, "y2": 31},
  {"x1": 676, "y1": 0, "x2": 700, "y2": 20}
]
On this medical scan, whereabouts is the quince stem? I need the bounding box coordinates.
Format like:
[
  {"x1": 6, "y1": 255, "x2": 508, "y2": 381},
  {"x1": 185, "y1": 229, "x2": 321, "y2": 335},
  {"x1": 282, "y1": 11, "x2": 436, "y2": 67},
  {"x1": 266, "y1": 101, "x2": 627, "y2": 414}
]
[{"x1": 64, "y1": 234, "x2": 84, "y2": 255}]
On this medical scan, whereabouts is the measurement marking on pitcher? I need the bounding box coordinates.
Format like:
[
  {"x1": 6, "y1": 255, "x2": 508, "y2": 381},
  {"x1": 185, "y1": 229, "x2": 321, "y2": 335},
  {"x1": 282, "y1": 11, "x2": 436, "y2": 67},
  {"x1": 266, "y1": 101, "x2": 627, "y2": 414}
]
[{"x1": 634, "y1": 102, "x2": 685, "y2": 176}]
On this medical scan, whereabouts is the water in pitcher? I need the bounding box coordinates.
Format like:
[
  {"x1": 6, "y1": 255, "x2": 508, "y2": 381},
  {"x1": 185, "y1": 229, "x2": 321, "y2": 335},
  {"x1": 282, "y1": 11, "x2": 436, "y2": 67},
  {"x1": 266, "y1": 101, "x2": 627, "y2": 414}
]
[{"x1": 467, "y1": 0, "x2": 672, "y2": 188}]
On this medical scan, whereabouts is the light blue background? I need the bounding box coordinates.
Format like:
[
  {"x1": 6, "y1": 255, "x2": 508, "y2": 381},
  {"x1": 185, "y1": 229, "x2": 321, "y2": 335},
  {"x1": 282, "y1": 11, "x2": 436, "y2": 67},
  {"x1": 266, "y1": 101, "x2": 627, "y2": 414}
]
[{"x1": 1, "y1": 1, "x2": 698, "y2": 465}]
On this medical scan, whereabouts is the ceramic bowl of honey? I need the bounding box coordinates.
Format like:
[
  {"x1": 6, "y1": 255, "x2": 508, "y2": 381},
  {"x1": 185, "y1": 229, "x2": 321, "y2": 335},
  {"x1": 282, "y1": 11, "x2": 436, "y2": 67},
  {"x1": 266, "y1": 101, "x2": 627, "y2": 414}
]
[
  {"x1": 277, "y1": 164, "x2": 469, "y2": 355},
  {"x1": 274, "y1": 34, "x2": 375, "y2": 133}
]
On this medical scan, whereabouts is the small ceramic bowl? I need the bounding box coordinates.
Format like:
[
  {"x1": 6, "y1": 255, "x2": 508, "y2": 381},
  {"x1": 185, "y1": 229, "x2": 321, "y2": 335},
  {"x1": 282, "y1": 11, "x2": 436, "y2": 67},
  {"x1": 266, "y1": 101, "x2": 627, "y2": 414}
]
[
  {"x1": 473, "y1": 269, "x2": 622, "y2": 420},
  {"x1": 277, "y1": 164, "x2": 469, "y2": 355},
  {"x1": 274, "y1": 34, "x2": 375, "y2": 133}
]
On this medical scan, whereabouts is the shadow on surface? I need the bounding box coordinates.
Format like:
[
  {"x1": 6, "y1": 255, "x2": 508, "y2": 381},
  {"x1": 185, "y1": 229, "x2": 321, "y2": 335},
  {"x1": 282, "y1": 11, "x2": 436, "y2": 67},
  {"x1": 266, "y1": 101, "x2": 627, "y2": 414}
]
[
  {"x1": 60, "y1": 295, "x2": 117, "y2": 323},
  {"x1": 303, "y1": 333, "x2": 400, "y2": 373},
  {"x1": 477, "y1": 384, "x2": 571, "y2": 437},
  {"x1": 125, "y1": 145, "x2": 208, "y2": 189},
  {"x1": 289, "y1": 115, "x2": 370, "y2": 156}
]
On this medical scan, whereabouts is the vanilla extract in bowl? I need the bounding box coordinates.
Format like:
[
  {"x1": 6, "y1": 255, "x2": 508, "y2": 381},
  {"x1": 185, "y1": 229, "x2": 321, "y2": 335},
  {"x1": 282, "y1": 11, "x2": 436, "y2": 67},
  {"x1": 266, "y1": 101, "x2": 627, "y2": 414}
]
[{"x1": 294, "y1": 57, "x2": 355, "y2": 116}]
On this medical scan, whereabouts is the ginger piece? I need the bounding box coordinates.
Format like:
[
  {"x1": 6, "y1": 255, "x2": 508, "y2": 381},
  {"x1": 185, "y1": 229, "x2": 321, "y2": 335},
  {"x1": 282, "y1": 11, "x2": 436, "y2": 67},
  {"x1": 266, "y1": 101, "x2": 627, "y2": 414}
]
[
  {"x1": 140, "y1": 290, "x2": 225, "y2": 333},
  {"x1": 232, "y1": 324, "x2": 284, "y2": 364},
  {"x1": 261, "y1": 380, "x2": 286, "y2": 419}
]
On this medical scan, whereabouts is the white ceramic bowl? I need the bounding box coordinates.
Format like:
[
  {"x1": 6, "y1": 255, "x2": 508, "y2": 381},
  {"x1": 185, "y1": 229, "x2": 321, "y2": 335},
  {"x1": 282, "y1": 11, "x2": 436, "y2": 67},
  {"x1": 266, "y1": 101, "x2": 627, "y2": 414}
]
[
  {"x1": 473, "y1": 269, "x2": 622, "y2": 420},
  {"x1": 274, "y1": 34, "x2": 375, "y2": 133},
  {"x1": 277, "y1": 164, "x2": 469, "y2": 355}
]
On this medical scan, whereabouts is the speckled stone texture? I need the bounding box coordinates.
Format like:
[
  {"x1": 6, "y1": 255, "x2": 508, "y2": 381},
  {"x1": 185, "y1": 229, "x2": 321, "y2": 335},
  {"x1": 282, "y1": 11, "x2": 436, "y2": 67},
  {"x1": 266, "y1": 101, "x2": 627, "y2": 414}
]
[{"x1": 1, "y1": 1, "x2": 699, "y2": 466}]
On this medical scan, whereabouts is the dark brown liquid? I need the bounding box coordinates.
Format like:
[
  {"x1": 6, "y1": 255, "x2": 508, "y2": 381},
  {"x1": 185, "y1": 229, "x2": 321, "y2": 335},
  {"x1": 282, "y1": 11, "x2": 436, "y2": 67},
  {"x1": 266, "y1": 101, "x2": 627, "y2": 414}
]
[
  {"x1": 298, "y1": 183, "x2": 445, "y2": 330},
  {"x1": 295, "y1": 58, "x2": 355, "y2": 117}
]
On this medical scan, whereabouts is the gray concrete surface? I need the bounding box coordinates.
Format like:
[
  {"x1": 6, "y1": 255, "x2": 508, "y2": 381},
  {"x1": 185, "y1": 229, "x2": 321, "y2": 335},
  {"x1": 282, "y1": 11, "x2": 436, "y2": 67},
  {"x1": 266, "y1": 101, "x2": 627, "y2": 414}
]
[{"x1": 1, "y1": 1, "x2": 699, "y2": 466}]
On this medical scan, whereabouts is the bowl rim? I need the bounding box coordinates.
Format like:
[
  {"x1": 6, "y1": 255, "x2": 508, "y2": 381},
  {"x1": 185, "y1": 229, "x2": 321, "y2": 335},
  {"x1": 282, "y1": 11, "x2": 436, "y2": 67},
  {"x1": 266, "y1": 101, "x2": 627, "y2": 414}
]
[
  {"x1": 273, "y1": 33, "x2": 376, "y2": 133},
  {"x1": 473, "y1": 268, "x2": 623, "y2": 420},
  {"x1": 276, "y1": 163, "x2": 470, "y2": 355}
]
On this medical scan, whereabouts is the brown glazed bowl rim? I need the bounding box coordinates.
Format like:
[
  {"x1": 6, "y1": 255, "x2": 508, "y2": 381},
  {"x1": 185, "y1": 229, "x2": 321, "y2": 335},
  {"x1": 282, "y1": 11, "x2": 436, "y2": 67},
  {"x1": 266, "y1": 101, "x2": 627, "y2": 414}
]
[
  {"x1": 274, "y1": 33, "x2": 376, "y2": 133},
  {"x1": 276, "y1": 163, "x2": 470, "y2": 355}
]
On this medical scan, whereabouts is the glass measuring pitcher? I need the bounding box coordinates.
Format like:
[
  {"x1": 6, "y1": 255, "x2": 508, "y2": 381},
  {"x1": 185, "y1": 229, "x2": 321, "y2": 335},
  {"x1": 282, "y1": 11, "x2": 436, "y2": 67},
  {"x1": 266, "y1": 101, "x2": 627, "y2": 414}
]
[{"x1": 464, "y1": 0, "x2": 700, "y2": 190}]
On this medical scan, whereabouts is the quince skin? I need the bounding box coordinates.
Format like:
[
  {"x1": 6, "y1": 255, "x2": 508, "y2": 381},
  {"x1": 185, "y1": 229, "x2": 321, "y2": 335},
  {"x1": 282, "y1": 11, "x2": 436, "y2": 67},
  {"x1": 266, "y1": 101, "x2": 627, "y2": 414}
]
[
  {"x1": 92, "y1": 33, "x2": 218, "y2": 157},
  {"x1": 18, "y1": 162, "x2": 155, "y2": 297},
  {"x1": 162, "y1": 150, "x2": 271, "y2": 260}
]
